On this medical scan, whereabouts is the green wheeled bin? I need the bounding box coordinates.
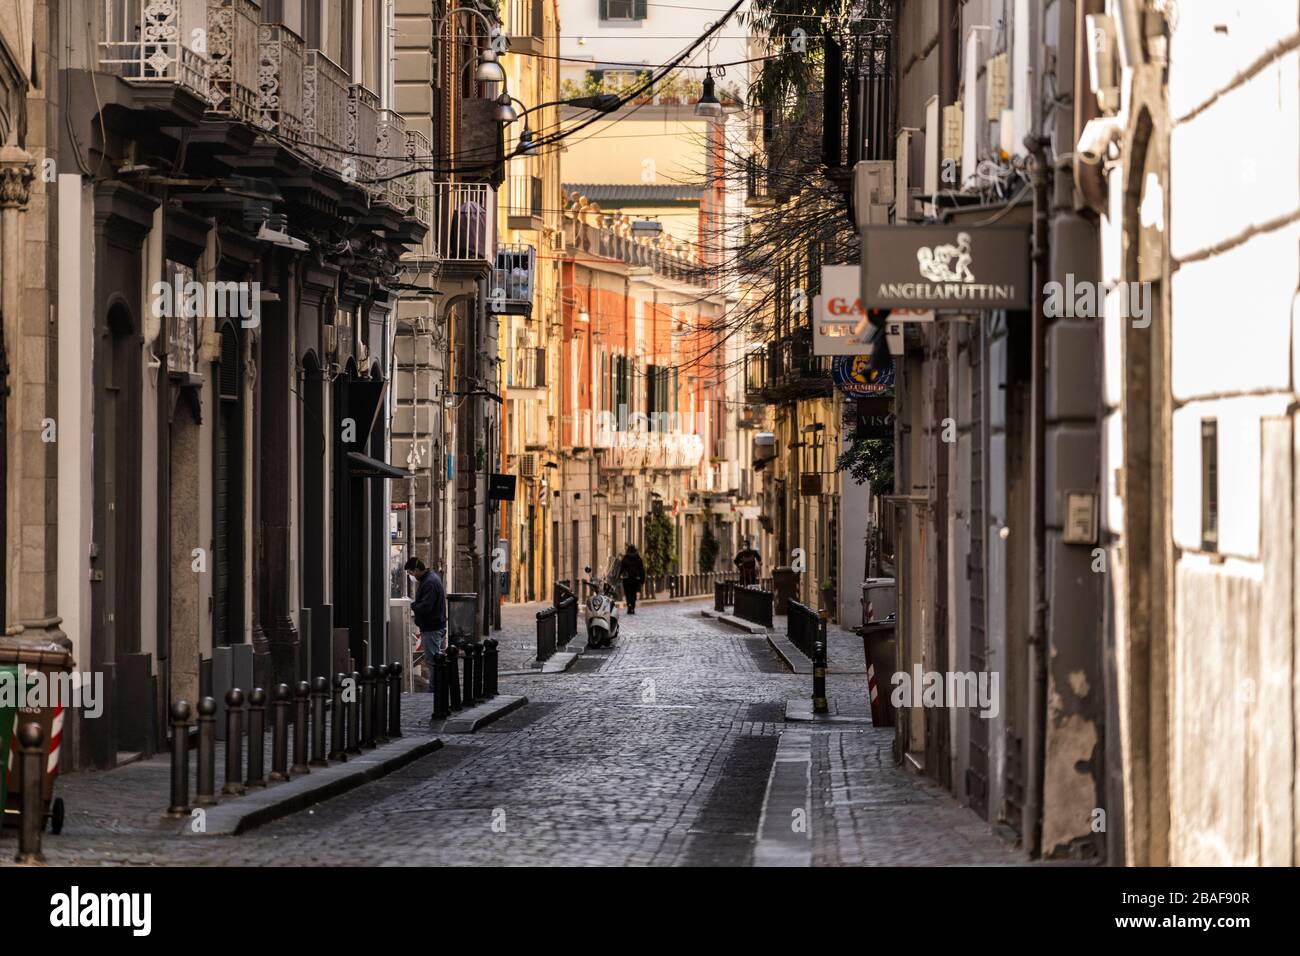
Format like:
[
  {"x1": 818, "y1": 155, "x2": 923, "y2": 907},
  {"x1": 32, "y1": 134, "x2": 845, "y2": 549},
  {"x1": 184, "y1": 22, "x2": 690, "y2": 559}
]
[{"x1": 1, "y1": 636, "x2": 75, "y2": 835}]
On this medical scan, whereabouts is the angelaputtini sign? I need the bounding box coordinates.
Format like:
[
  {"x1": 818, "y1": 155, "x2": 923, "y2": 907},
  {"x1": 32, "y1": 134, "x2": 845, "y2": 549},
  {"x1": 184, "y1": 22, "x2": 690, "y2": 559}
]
[{"x1": 863, "y1": 225, "x2": 1030, "y2": 310}]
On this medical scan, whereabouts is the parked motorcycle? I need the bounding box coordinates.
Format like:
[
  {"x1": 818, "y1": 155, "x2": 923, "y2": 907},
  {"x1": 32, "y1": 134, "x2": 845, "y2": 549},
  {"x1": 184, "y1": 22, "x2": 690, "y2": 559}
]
[{"x1": 582, "y1": 558, "x2": 621, "y2": 649}]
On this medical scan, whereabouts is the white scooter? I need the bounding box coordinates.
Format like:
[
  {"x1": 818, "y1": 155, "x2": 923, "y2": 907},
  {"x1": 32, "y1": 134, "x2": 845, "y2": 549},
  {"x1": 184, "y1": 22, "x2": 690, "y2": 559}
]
[{"x1": 582, "y1": 559, "x2": 621, "y2": 649}]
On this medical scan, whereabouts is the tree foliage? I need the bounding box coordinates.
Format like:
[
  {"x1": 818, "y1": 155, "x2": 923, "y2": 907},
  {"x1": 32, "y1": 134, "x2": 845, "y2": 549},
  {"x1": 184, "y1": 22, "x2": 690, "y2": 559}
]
[
  {"x1": 699, "y1": 521, "x2": 720, "y2": 572},
  {"x1": 836, "y1": 432, "x2": 894, "y2": 493},
  {"x1": 645, "y1": 511, "x2": 677, "y2": 579}
]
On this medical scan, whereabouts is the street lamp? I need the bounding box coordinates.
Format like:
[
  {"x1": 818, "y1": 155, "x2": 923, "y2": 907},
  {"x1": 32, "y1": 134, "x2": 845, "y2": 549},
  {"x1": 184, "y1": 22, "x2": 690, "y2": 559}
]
[
  {"x1": 476, "y1": 47, "x2": 506, "y2": 84},
  {"x1": 494, "y1": 93, "x2": 518, "y2": 123},
  {"x1": 695, "y1": 71, "x2": 723, "y2": 117}
]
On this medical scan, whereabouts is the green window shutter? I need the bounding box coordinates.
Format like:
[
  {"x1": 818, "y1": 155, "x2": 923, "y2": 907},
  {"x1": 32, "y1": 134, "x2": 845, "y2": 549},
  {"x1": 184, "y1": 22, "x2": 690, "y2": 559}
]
[
  {"x1": 634, "y1": 0, "x2": 646, "y2": 19},
  {"x1": 599, "y1": 0, "x2": 609, "y2": 20}
]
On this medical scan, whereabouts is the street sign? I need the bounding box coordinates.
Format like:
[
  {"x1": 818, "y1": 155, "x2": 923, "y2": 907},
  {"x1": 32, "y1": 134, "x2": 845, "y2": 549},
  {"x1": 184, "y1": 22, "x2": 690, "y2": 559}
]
[{"x1": 863, "y1": 225, "x2": 1030, "y2": 310}]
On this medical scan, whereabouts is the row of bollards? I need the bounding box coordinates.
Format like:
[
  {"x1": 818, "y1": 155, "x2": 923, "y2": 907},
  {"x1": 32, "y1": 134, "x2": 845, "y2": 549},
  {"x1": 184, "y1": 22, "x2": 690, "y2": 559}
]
[
  {"x1": 12, "y1": 722, "x2": 45, "y2": 863},
  {"x1": 429, "y1": 639, "x2": 498, "y2": 721},
  {"x1": 167, "y1": 663, "x2": 404, "y2": 818}
]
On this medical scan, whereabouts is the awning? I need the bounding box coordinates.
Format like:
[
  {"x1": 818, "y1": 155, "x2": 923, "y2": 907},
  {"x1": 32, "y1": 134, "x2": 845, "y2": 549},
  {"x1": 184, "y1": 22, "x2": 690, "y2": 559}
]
[{"x1": 347, "y1": 451, "x2": 412, "y2": 480}]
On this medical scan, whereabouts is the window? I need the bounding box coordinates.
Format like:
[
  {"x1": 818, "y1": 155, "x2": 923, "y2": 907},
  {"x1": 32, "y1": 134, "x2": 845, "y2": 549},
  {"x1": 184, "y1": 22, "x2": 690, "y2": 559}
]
[
  {"x1": 600, "y1": 0, "x2": 646, "y2": 22},
  {"x1": 1201, "y1": 418, "x2": 1218, "y2": 551}
]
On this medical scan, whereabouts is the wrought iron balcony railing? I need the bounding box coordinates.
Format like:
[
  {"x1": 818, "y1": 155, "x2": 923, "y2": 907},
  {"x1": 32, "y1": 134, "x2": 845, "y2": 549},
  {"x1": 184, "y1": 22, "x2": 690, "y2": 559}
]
[
  {"x1": 98, "y1": 0, "x2": 210, "y2": 100},
  {"x1": 256, "y1": 23, "x2": 304, "y2": 140},
  {"x1": 376, "y1": 109, "x2": 409, "y2": 209},
  {"x1": 427, "y1": 181, "x2": 494, "y2": 264},
  {"x1": 403, "y1": 129, "x2": 437, "y2": 258},
  {"x1": 347, "y1": 84, "x2": 380, "y2": 195},
  {"x1": 207, "y1": 0, "x2": 259, "y2": 123},
  {"x1": 491, "y1": 244, "x2": 536, "y2": 313},
  {"x1": 303, "y1": 48, "x2": 348, "y2": 173}
]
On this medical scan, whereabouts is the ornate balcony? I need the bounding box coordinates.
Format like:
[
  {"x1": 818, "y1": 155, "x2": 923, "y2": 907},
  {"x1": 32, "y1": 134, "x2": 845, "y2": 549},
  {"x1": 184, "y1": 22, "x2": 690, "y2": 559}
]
[
  {"x1": 403, "y1": 129, "x2": 437, "y2": 259},
  {"x1": 347, "y1": 84, "x2": 380, "y2": 195},
  {"x1": 303, "y1": 49, "x2": 348, "y2": 174},
  {"x1": 376, "y1": 109, "x2": 409, "y2": 208},
  {"x1": 207, "y1": 0, "x2": 260, "y2": 123},
  {"x1": 256, "y1": 23, "x2": 304, "y2": 141},
  {"x1": 98, "y1": 0, "x2": 211, "y2": 104}
]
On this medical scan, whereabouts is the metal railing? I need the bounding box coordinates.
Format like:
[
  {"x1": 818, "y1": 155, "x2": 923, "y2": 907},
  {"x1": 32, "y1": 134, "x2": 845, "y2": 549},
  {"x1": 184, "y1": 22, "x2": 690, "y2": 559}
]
[
  {"x1": 554, "y1": 582, "x2": 578, "y2": 647},
  {"x1": 376, "y1": 109, "x2": 409, "y2": 209},
  {"x1": 344, "y1": 84, "x2": 379, "y2": 195},
  {"x1": 733, "y1": 584, "x2": 774, "y2": 629},
  {"x1": 667, "y1": 571, "x2": 737, "y2": 600},
  {"x1": 507, "y1": 347, "x2": 546, "y2": 390},
  {"x1": 787, "y1": 599, "x2": 824, "y2": 662},
  {"x1": 98, "y1": 0, "x2": 211, "y2": 99},
  {"x1": 427, "y1": 181, "x2": 494, "y2": 262},
  {"x1": 207, "y1": 0, "x2": 259, "y2": 123},
  {"x1": 303, "y1": 48, "x2": 348, "y2": 173},
  {"x1": 404, "y1": 129, "x2": 436, "y2": 255},
  {"x1": 505, "y1": 168, "x2": 543, "y2": 222},
  {"x1": 492, "y1": 243, "x2": 536, "y2": 311},
  {"x1": 256, "y1": 23, "x2": 303, "y2": 140},
  {"x1": 507, "y1": 0, "x2": 544, "y2": 41}
]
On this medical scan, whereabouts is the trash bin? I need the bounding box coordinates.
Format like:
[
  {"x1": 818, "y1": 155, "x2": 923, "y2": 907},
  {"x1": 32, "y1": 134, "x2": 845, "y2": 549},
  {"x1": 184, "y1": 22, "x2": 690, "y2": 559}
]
[
  {"x1": 447, "y1": 593, "x2": 479, "y2": 645},
  {"x1": 0, "y1": 636, "x2": 74, "y2": 834},
  {"x1": 860, "y1": 619, "x2": 898, "y2": 728},
  {"x1": 860, "y1": 577, "x2": 896, "y2": 624},
  {"x1": 771, "y1": 566, "x2": 799, "y2": 615}
]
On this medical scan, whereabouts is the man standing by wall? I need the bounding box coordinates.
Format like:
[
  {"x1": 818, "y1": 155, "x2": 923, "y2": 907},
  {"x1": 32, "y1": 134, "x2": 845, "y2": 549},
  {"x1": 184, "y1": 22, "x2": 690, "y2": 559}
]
[{"x1": 406, "y1": 558, "x2": 446, "y2": 691}]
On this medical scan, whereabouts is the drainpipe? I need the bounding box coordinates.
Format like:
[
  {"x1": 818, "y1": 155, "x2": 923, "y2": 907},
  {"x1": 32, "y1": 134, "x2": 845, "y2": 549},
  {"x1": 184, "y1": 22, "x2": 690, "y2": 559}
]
[{"x1": 1025, "y1": 132, "x2": 1052, "y2": 858}]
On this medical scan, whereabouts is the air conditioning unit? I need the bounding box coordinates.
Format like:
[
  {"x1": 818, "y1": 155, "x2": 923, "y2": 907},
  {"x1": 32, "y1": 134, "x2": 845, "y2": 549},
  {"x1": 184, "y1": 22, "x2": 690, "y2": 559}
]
[
  {"x1": 853, "y1": 160, "x2": 895, "y2": 230},
  {"x1": 942, "y1": 102, "x2": 963, "y2": 163},
  {"x1": 520, "y1": 453, "x2": 537, "y2": 478},
  {"x1": 551, "y1": 230, "x2": 566, "y2": 253}
]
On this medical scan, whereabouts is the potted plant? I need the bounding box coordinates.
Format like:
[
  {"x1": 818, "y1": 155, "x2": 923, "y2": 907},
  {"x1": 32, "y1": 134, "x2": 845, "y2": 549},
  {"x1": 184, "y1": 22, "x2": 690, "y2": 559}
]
[{"x1": 820, "y1": 577, "x2": 836, "y2": 609}]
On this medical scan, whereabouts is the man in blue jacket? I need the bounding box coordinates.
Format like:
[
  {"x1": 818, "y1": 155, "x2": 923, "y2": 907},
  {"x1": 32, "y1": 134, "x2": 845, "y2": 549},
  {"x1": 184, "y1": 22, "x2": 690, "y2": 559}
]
[{"x1": 405, "y1": 557, "x2": 446, "y2": 692}]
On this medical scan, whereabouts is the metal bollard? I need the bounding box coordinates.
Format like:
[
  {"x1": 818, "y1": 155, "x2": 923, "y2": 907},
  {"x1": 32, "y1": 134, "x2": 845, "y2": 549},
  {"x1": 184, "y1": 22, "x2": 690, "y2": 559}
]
[
  {"x1": 195, "y1": 696, "x2": 218, "y2": 806},
  {"x1": 166, "y1": 700, "x2": 192, "y2": 817},
  {"x1": 361, "y1": 665, "x2": 377, "y2": 749},
  {"x1": 292, "y1": 681, "x2": 311, "y2": 774},
  {"x1": 223, "y1": 688, "x2": 246, "y2": 796},
  {"x1": 462, "y1": 642, "x2": 475, "y2": 706},
  {"x1": 329, "y1": 673, "x2": 348, "y2": 762},
  {"x1": 270, "y1": 683, "x2": 291, "y2": 781},
  {"x1": 310, "y1": 677, "x2": 329, "y2": 766},
  {"x1": 483, "y1": 639, "x2": 498, "y2": 698},
  {"x1": 471, "y1": 643, "x2": 485, "y2": 702},
  {"x1": 347, "y1": 671, "x2": 363, "y2": 755},
  {"x1": 432, "y1": 652, "x2": 449, "y2": 719},
  {"x1": 446, "y1": 645, "x2": 462, "y2": 711},
  {"x1": 375, "y1": 664, "x2": 391, "y2": 744},
  {"x1": 14, "y1": 722, "x2": 45, "y2": 864},
  {"x1": 246, "y1": 688, "x2": 267, "y2": 787},
  {"x1": 813, "y1": 639, "x2": 828, "y2": 715},
  {"x1": 388, "y1": 662, "x2": 404, "y2": 738}
]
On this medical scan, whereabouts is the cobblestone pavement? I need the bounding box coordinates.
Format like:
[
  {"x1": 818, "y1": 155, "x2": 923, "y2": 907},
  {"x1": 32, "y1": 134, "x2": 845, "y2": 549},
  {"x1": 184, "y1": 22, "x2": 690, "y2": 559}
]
[{"x1": 3, "y1": 601, "x2": 1021, "y2": 866}]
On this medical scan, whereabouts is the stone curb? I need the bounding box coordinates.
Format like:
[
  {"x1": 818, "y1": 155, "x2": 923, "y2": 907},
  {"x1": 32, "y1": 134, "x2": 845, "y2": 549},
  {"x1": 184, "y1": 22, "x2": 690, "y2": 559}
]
[
  {"x1": 784, "y1": 698, "x2": 875, "y2": 724},
  {"x1": 699, "y1": 607, "x2": 771, "y2": 635},
  {"x1": 753, "y1": 729, "x2": 813, "y2": 867},
  {"x1": 437, "y1": 695, "x2": 528, "y2": 734},
  {"x1": 199, "y1": 734, "x2": 445, "y2": 837}
]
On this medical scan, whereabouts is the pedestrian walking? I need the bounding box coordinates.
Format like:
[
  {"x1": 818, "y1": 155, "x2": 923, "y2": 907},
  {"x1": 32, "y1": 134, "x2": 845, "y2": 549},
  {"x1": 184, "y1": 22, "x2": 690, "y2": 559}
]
[
  {"x1": 621, "y1": 544, "x2": 645, "y2": 615},
  {"x1": 406, "y1": 557, "x2": 446, "y2": 691},
  {"x1": 734, "y1": 538, "x2": 761, "y2": 586}
]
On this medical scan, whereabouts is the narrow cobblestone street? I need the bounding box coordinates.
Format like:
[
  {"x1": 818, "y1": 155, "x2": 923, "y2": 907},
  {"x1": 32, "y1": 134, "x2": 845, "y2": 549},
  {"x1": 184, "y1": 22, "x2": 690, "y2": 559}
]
[{"x1": 17, "y1": 601, "x2": 1020, "y2": 866}]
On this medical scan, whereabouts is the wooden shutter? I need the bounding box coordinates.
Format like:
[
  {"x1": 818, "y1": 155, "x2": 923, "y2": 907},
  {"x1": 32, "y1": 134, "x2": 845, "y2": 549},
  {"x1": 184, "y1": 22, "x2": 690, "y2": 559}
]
[{"x1": 634, "y1": 0, "x2": 647, "y2": 19}]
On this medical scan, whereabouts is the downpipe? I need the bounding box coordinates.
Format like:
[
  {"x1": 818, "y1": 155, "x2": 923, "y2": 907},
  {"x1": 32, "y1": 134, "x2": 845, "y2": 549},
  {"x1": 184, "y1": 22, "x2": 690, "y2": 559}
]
[{"x1": 1024, "y1": 134, "x2": 1052, "y2": 858}]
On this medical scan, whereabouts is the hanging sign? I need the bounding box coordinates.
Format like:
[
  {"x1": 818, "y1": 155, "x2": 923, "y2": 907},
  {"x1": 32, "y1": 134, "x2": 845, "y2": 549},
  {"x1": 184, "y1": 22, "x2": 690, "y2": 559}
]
[
  {"x1": 863, "y1": 225, "x2": 1030, "y2": 310},
  {"x1": 831, "y1": 356, "x2": 895, "y2": 397},
  {"x1": 816, "y1": 266, "x2": 934, "y2": 356}
]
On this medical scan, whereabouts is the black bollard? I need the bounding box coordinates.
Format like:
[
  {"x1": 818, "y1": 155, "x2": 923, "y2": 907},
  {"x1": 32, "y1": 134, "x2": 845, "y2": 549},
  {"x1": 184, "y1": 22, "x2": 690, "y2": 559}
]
[
  {"x1": 483, "y1": 639, "x2": 498, "y2": 698},
  {"x1": 446, "y1": 645, "x2": 462, "y2": 711},
  {"x1": 375, "y1": 665, "x2": 391, "y2": 744},
  {"x1": 347, "y1": 671, "x2": 363, "y2": 755},
  {"x1": 14, "y1": 722, "x2": 44, "y2": 864},
  {"x1": 462, "y1": 641, "x2": 475, "y2": 706},
  {"x1": 223, "y1": 688, "x2": 246, "y2": 796},
  {"x1": 246, "y1": 688, "x2": 267, "y2": 787},
  {"x1": 329, "y1": 673, "x2": 348, "y2": 762},
  {"x1": 813, "y1": 639, "x2": 828, "y2": 715},
  {"x1": 360, "y1": 665, "x2": 377, "y2": 749},
  {"x1": 388, "y1": 662, "x2": 404, "y2": 738},
  {"x1": 292, "y1": 681, "x2": 311, "y2": 774},
  {"x1": 195, "y1": 696, "x2": 218, "y2": 807},
  {"x1": 432, "y1": 652, "x2": 449, "y2": 719},
  {"x1": 167, "y1": 700, "x2": 192, "y2": 817},
  {"x1": 471, "y1": 643, "x2": 485, "y2": 702},
  {"x1": 310, "y1": 677, "x2": 329, "y2": 766},
  {"x1": 270, "y1": 683, "x2": 291, "y2": 781}
]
